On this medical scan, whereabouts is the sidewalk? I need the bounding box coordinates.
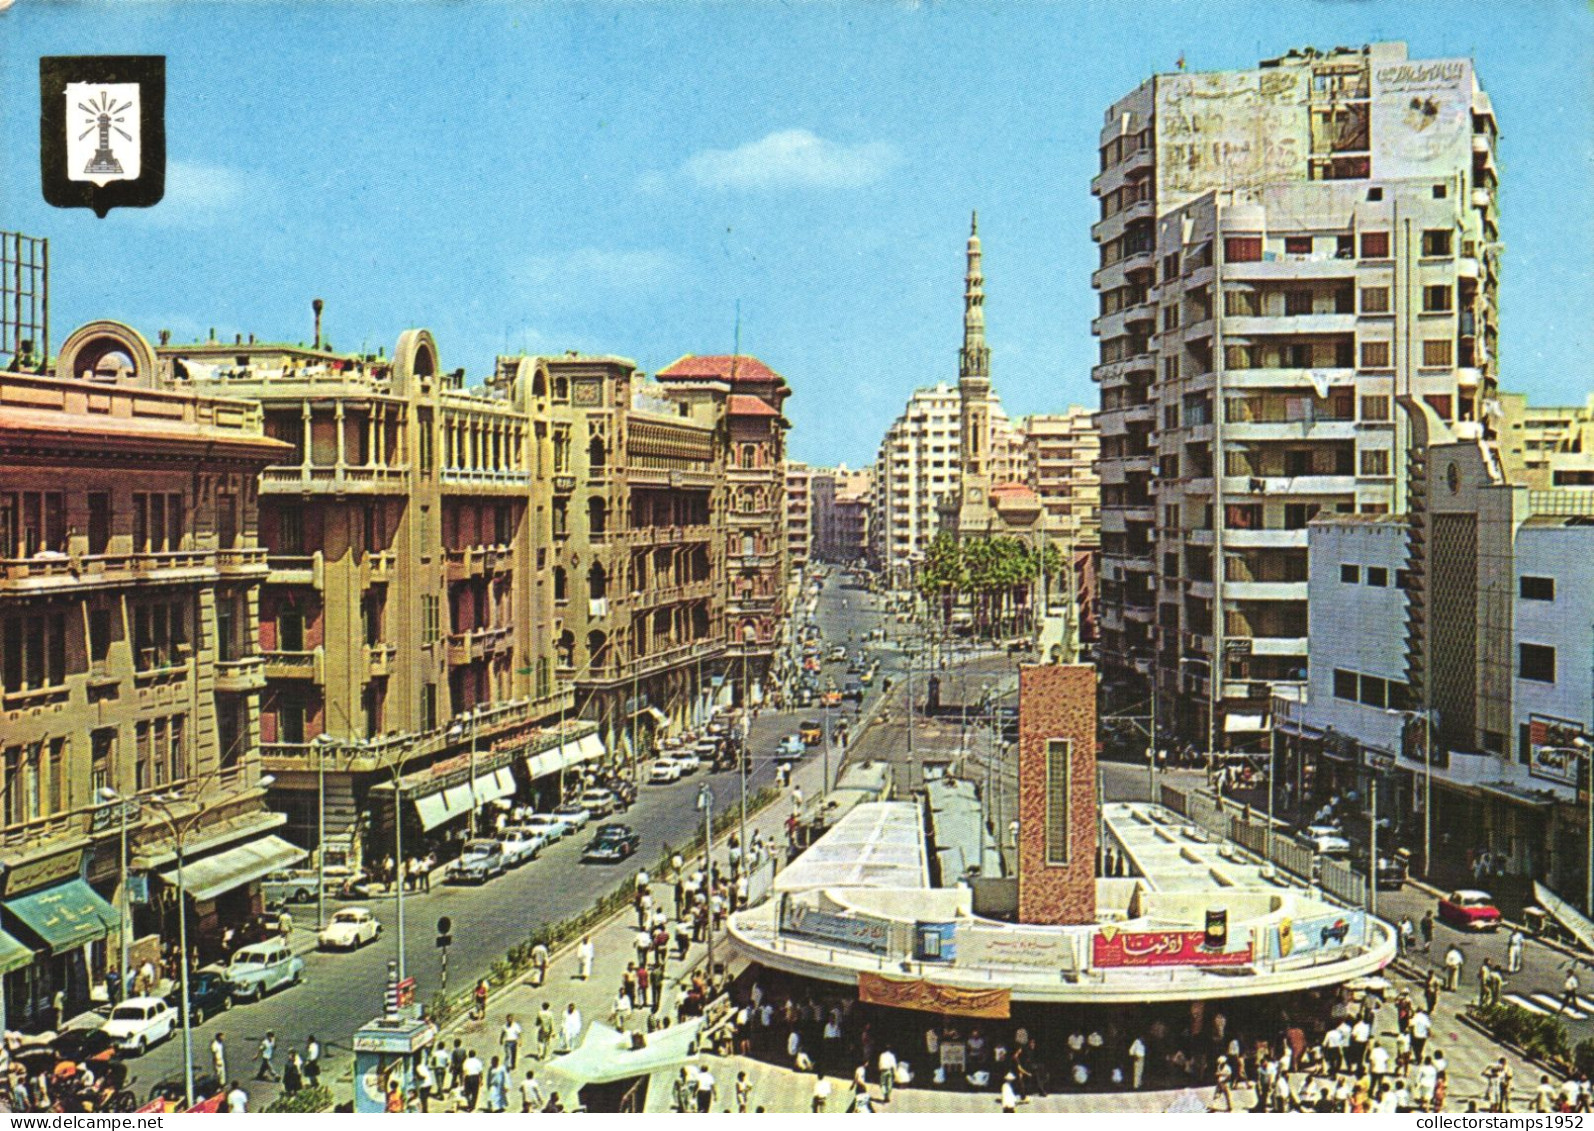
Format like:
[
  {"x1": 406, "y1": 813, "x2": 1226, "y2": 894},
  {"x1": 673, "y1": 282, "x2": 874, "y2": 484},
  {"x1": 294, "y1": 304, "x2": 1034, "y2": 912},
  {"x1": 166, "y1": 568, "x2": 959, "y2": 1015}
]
[{"x1": 432, "y1": 744, "x2": 835, "y2": 1109}]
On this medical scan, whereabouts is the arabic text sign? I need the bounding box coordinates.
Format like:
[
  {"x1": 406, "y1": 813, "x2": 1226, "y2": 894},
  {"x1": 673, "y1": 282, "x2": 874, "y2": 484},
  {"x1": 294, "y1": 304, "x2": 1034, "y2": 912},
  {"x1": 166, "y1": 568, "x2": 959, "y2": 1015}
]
[
  {"x1": 1528, "y1": 716, "x2": 1584, "y2": 788},
  {"x1": 955, "y1": 925, "x2": 1077, "y2": 972},
  {"x1": 779, "y1": 899, "x2": 891, "y2": 955},
  {"x1": 1092, "y1": 928, "x2": 1252, "y2": 969}
]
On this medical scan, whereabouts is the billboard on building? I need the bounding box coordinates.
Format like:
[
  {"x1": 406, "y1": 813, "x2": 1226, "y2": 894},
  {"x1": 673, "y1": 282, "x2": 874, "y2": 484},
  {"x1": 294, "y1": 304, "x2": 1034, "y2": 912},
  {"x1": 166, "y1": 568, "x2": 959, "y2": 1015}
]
[
  {"x1": 1091, "y1": 927, "x2": 1253, "y2": 968},
  {"x1": 954, "y1": 924, "x2": 1078, "y2": 972},
  {"x1": 1155, "y1": 67, "x2": 1309, "y2": 209},
  {"x1": 1272, "y1": 909, "x2": 1367, "y2": 959},
  {"x1": 778, "y1": 896, "x2": 891, "y2": 955},
  {"x1": 1528, "y1": 716, "x2": 1584, "y2": 789},
  {"x1": 1369, "y1": 58, "x2": 1472, "y2": 179}
]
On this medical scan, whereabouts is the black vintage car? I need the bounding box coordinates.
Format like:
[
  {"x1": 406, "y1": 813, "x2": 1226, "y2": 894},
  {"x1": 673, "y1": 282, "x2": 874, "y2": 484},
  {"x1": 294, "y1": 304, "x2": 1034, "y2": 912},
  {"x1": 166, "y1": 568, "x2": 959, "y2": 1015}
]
[
  {"x1": 582, "y1": 824, "x2": 641, "y2": 863},
  {"x1": 167, "y1": 968, "x2": 233, "y2": 1025}
]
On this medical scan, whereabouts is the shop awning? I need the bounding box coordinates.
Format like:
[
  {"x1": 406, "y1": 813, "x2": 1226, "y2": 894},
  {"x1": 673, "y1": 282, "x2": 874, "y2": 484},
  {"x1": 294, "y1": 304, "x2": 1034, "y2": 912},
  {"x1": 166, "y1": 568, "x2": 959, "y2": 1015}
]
[
  {"x1": 415, "y1": 790, "x2": 464, "y2": 832},
  {"x1": 641, "y1": 706, "x2": 670, "y2": 728},
  {"x1": 0, "y1": 929, "x2": 33, "y2": 975},
  {"x1": 158, "y1": 835, "x2": 306, "y2": 903},
  {"x1": 3, "y1": 879, "x2": 117, "y2": 955},
  {"x1": 1225, "y1": 713, "x2": 1267, "y2": 734},
  {"x1": 1477, "y1": 781, "x2": 1557, "y2": 809},
  {"x1": 526, "y1": 735, "x2": 606, "y2": 781},
  {"x1": 474, "y1": 767, "x2": 517, "y2": 805}
]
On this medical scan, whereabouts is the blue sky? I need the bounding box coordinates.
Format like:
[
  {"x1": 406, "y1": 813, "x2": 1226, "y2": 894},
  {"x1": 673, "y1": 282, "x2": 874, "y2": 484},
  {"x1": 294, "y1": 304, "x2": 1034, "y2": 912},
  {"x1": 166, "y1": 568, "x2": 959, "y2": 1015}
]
[{"x1": 2, "y1": 0, "x2": 1591, "y2": 466}]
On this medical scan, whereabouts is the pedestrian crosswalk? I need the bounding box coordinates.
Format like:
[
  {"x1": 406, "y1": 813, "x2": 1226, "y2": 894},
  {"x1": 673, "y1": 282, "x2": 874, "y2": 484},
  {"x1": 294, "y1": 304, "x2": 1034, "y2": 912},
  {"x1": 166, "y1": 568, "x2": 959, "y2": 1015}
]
[{"x1": 1501, "y1": 992, "x2": 1594, "y2": 1021}]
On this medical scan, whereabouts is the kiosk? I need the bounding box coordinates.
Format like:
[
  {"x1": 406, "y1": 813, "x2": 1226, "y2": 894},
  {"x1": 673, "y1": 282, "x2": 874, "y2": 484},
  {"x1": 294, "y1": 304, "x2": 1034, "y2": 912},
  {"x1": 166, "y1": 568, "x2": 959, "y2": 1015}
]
[{"x1": 352, "y1": 1015, "x2": 436, "y2": 1112}]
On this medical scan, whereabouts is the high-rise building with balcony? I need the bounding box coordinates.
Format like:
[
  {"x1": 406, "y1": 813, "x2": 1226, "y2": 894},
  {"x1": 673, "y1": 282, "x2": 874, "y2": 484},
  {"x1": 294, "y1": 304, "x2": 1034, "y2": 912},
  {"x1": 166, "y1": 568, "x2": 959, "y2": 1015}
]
[
  {"x1": 811, "y1": 464, "x2": 874, "y2": 566},
  {"x1": 870, "y1": 384, "x2": 963, "y2": 590},
  {"x1": 784, "y1": 462, "x2": 812, "y2": 581},
  {"x1": 1091, "y1": 42, "x2": 1500, "y2": 752}
]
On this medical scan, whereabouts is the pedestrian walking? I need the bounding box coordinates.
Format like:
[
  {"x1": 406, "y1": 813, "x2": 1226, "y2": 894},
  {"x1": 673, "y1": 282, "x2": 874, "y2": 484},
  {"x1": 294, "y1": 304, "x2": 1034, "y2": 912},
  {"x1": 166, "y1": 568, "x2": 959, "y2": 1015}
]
[
  {"x1": 1411, "y1": 1010, "x2": 1432, "y2": 1063},
  {"x1": 520, "y1": 1069, "x2": 544, "y2": 1113},
  {"x1": 1128, "y1": 1036, "x2": 1147, "y2": 1090},
  {"x1": 879, "y1": 1048, "x2": 897, "y2": 1102},
  {"x1": 536, "y1": 1003, "x2": 556, "y2": 1060},
  {"x1": 255, "y1": 1031, "x2": 278, "y2": 1081},
  {"x1": 305, "y1": 1034, "x2": 322, "y2": 1088},
  {"x1": 1420, "y1": 910, "x2": 1436, "y2": 953},
  {"x1": 414, "y1": 1057, "x2": 435, "y2": 1113},
  {"x1": 1444, "y1": 945, "x2": 1464, "y2": 991},
  {"x1": 695, "y1": 1064, "x2": 717, "y2": 1112},
  {"x1": 449, "y1": 1038, "x2": 467, "y2": 1091},
  {"x1": 1000, "y1": 1073, "x2": 1018, "y2": 1113},
  {"x1": 735, "y1": 1071, "x2": 751, "y2": 1113},
  {"x1": 211, "y1": 1032, "x2": 228, "y2": 1083},
  {"x1": 473, "y1": 977, "x2": 489, "y2": 1020},
  {"x1": 1425, "y1": 970, "x2": 1441, "y2": 1014},
  {"x1": 461, "y1": 1049, "x2": 484, "y2": 1111},
  {"x1": 283, "y1": 1051, "x2": 304, "y2": 1098},
  {"x1": 1561, "y1": 970, "x2": 1582, "y2": 1016},
  {"x1": 226, "y1": 1081, "x2": 248, "y2": 1114},
  {"x1": 531, "y1": 942, "x2": 549, "y2": 987},
  {"x1": 1507, "y1": 929, "x2": 1525, "y2": 974},
  {"x1": 501, "y1": 1014, "x2": 522, "y2": 1072},
  {"x1": 578, "y1": 935, "x2": 595, "y2": 981},
  {"x1": 561, "y1": 1003, "x2": 583, "y2": 1053},
  {"x1": 485, "y1": 1055, "x2": 509, "y2": 1113}
]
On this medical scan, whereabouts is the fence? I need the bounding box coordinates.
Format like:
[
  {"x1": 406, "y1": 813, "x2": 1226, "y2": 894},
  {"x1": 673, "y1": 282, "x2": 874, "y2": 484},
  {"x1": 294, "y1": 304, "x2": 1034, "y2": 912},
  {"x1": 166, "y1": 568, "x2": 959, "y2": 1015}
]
[
  {"x1": 1160, "y1": 786, "x2": 1316, "y2": 888},
  {"x1": 1319, "y1": 858, "x2": 1369, "y2": 908}
]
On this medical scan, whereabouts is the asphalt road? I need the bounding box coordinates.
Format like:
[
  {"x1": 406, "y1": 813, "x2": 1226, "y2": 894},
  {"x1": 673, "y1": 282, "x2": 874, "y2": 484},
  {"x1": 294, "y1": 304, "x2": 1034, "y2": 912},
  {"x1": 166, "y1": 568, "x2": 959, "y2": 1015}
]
[{"x1": 121, "y1": 573, "x2": 888, "y2": 1101}]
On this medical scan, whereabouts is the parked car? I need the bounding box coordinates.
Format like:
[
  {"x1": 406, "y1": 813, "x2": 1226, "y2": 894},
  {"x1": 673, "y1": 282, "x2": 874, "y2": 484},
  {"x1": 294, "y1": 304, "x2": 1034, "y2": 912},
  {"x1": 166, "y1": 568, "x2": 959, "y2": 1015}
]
[
  {"x1": 578, "y1": 787, "x2": 617, "y2": 818},
  {"x1": 649, "y1": 757, "x2": 685, "y2": 784},
  {"x1": 842, "y1": 681, "x2": 864, "y2": 703},
  {"x1": 224, "y1": 941, "x2": 304, "y2": 1001},
  {"x1": 261, "y1": 869, "x2": 322, "y2": 908},
  {"x1": 859, "y1": 667, "x2": 876, "y2": 686},
  {"x1": 168, "y1": 968, "x2": 233, "y2": 1025},
  {"x1": 800, "y1": 720, "x2": 824, "y2": 746},
  {"x1": 448, "y1": 839, "x2": 507, "y2": 884},
  {"x1": 498, "y1": 827, "x2": 546, "y2": 867},
  {"x1": 522, "y1": 813, "x2": 571, "y2": 843},
  {"x1": 552, "y1": 801, "x2": 592, "y2": 831},
  {"x1": 822, "y1": 689, "x2": 843, "y2": 707},
  {"x1": 778, "y1": 734, "x2": 806, "y2": 759},
  {"x1": 1439, "y1": 889, "x2": 1502, "y2": 931},
  {"x1": 673, "y1": 750, "x2": 703, "y2": 774},
  {"x1": 317, "y1": 906, "x2": 382, "y2": 951},
  {"x1": 1295, "y1": 825, "x2": 1351, "y2": 856},
  {"x1": 582, "y1": 824, "x2": 642, "y2": 863},
  {"x1": 607, "y1": 778, "x2": 637, "y2": 809},
  {"x1": 100, "y1": 998, "x2": 175, "y2": 1055}
]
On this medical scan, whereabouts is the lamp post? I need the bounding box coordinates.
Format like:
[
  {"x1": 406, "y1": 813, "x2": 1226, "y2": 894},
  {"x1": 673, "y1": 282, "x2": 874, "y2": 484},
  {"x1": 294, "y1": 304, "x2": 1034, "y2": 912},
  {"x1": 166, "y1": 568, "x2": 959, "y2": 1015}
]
[
  {"x1": 696, "y1": 784, "x2": 715, "y2": 987},
  {"x1": 145, "y1": 773, "x2": 275, "y2": 1109},
  {"x1": 96, "y1": 787, "x2": 131, "y2": 1003},
  {"x1": 1388, "y1": 707, "x2": 1436, "y2": 880},
  {"x1": 310, "y1": 733, "x2": 337, "y2": 932}
]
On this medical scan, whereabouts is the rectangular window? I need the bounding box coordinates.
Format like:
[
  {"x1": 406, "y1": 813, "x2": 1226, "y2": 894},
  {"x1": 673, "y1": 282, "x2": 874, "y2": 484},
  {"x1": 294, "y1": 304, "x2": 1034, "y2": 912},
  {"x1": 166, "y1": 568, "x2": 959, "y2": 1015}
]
[
  {"x1": 1045, "y1": 738, "x2": 1071, "y2": 865},
  {"x1": 89, "y1": 607, "x2": 113, "y2": 668},
  {"x1": 1360, "y1": 341, "x2": 1391, "y2": 369},
  {"x1": 1284, "y1": 236, "x2": 1313, "y2": 256},
  {"x1": 1422, "y1": 339, "x2": 1453, "y2": 367},
  {"x1": 421, "y1": 683, "x2": 438, "y2": 731},
  {"x1": 1360, "y1": 287, "x2": 1390, "y2": 314},
  {"x1": 1340, "y1": 564, "x2": 1359, "y2": 584},
  {"x1": 1360, "y1": 449, "x2": 1391, "y2": 477},
  {"x1": 1421, "y1": 229, "x2": 1453, "y2": 257},
  {"x1": 1284, "y1": 503, "x2": 1320, "y2": 530},
  {"x1": 1519, "y1": 642, "x2": 1557, "y2": 684},
  {"x1": 1366, "y1": 566, "x2": 1389, "y2": 587},
  {"x1": 1224, "y1": 236, "x2": 1262, "y2": 263},
  {"x1": 1358, "y1": 674, "x2": 1388, "y2": 709},
  {"x1": 277, "y1": 505, "x2": 304, "y2": 555},
  {"x1": 1423, "y1": 285, "x2": 1453, "y2": 313},
  {"x1": 1520, "y1": 576, "x2": 1556, "y2": 601},
  {"x1": 1360, "y1": 395, "x2": 1391, "y2": 422},
  {"x1": 135, "y1": 721, "x2": 152, "y2": 791},
  {"x1": 421, "y1": 595, "x2": 440, "y2": 644},
  {"x1": 1224, "y1": 289, "x2": 1260, "y2": 318},
  {"x1": 1395, "y1": 569, "x2": 1412, "y2": 590},
  {"x1": 1333, "y1": 668, "x2": 1359, "y2": 701},
  {"x1": 87, "y1": 493, "x2": 111, "y2": 555},
  {"x1": 1360, "y1": 231, "x2": 1390, "y2": 259},
  {"x1": 418, "y1": 410, "x2": 434, "y2": 476},
  {"x1": 1285, "y1": 289, "x2": 1314, "y2": 316}
]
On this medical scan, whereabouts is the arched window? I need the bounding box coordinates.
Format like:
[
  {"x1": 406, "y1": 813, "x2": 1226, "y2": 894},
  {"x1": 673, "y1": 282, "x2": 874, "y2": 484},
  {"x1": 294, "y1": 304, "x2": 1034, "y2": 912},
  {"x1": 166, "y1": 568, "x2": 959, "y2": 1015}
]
[
  {"x1": 553, "y1": 566, "x2": 567, "y2": 601},
  {"x1": 556, "y1": 630, "x2": 575, "y2": 667},
  {"x1": 740, "y1": 620, "x2": 758, "y2": 644},
  {"x1": 740, "y1": 443, "x2": 758, "y2": 469},
  {"x1": 588, "y1": 436, "x2": 607, "y2": 469},
  {"x1": 587, "y1": 630, "x2": 609, "y2": 669},
  {"x1": 531, "y1": 368, "x2": 547, "y2": 398},
  {"x1": 552, "y1": 375, "x2": 569, "y2": 401},
  {"x1": 588, "y1": 497, "x2": 607, "y2": 536},
  {"x1": 587, "y1": 562, "x2": 608, "y2": 600}
]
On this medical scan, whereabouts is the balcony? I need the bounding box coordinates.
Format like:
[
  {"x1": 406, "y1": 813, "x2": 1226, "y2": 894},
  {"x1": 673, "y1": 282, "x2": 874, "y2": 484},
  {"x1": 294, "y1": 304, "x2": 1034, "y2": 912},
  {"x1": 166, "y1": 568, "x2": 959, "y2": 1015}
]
[
  {"x1": 1222, "y1": 580, "x2": 1309, "y2": 602},
  {"x1": 1224, "y1": 313, "x2": 1357, "y2": 337},
  {"x1": 213, "y1": 655, "x2": 267, "y2": 692},
  {"x1": 577, "y1": 639, "x2": 727, "y2": 687},
  {"x1": 1222, "y1": 366, "x2": 1355, "y2": 391},
  {"x1": 445, "y1": 546, "x2": 489, "y2": 582},
  {"x1": 215, "y1": 547, "x2": 269, "y2": 577},
  {"x1": 446, "y1": 625, "x2": 511, "y2": 666},
  {"x1": 266, "y1": 552, "x2": 324, "y2": 588},
  {"x1": 627, "y1": 466, "x2": 718, "y2": 491},
  {"x1": 263, "y1": 647, "x2": 324, "y2": 682},
  {"x1": 1222, "y1": 529, "x2": 1309, "y2": 549},
  {"x1": 361, "y1": 550, "x2": 396, "y2": 586},
  {"x1": 438, "y1": 467, "x2": 530, "y2": 492},
  {"x1": 365, "y1": 642, "x2": 397, "y2": 679},
  {"x1": 1224, "y1": 419, "x2": 1357, "y2": 442},
  {"x1": 1219, "y1": 257, "x2": 1356, "y2": 281},
  {"x1": 632, "y1": 579, "x2": 716, "y2": 609},
  {"x1": 260, "y1": 462, "x2": 410, "y2": 495},
  {"x1": 1221, "y1": 474, "x2": 1356, "y2": 496}
]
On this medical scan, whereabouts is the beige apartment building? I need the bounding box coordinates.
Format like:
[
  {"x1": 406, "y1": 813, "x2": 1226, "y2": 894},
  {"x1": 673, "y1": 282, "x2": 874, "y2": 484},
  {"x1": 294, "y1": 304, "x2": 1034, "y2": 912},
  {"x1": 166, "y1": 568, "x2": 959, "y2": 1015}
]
[
  {"x1": 0, "y1": 319, "x2": 290, "y2": 1026},
  {"x1": 1016, "y1": 408, "x2": 1102, "y2": 641},
  {"x1": 810, "y1": 464, "x2": 874, "y2": 565},
  {"x1": 1091, "y1": 42, "x2": 1500, "y2": 751},
  {"x1": 784, "y1": 462, "x2": 812, "y2": 581}
]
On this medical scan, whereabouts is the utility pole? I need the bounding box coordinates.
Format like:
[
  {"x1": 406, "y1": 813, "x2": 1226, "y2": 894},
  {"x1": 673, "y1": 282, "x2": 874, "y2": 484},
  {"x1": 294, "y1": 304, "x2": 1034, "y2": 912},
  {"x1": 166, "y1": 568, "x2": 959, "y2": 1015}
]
[{"x1": 1368, "y1": 768, "x2": 1379, "y2": 919}]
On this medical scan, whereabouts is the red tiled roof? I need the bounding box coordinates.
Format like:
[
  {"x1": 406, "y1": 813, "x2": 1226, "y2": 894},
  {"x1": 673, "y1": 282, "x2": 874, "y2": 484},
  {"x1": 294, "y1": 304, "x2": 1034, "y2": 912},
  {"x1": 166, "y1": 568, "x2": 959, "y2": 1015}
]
[
  {"x1": 656, "y1": 354, "x2": 786, "y2": 386},
  {"x1": 990, "y1": 481, "x2": 1038, "y2": 499},
  {"x1": 728, "y1": 394, "x2": 781, "y2": 418}
]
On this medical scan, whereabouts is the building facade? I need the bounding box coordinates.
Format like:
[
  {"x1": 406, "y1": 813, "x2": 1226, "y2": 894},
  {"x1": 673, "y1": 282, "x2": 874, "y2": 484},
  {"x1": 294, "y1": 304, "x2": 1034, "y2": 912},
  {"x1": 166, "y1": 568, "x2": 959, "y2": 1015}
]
[
  {"x1": 0, "y1": 319, "x2": 291, "y2": 1025},
  {"x1": 810, "y1": 464, "x2": 874, "y2": 565},
  {"x1": 870, "y1": 384, "x2": 962, "y2": 589},
  {"x1": 784, "y1": 462, "x2": 811, "y2": 581},
  {"x1": 1092, "y1": 42, "x2": 1501, "y2": 753}
]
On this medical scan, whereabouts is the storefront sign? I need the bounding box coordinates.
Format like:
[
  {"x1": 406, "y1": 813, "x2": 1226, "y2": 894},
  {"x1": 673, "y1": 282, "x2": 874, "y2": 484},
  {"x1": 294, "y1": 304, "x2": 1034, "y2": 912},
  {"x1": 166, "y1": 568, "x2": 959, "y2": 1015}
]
[
  {"x1": 857, "y1": 972, "x2": 1010, "y2": 1019},
  {"x1": 1528, "y1": 716, "x2": 1584, "y2": 789},
  {"x1": 89, "y1": 798, "x2": 140, "y2": 835},
  {"x1": 1274, "y1": 910, "x2": 1366, "y2": 959},
  {"x1": 779, "y1": 897, "x2": 890, "y2": 955},
  {"x1": 913, "y1": 922, "x2": 956, "y2": 962},
  {"x1": 1091, "y1": 927, "x2": 1252, "y2": 969},
  {"x1": 2, "y1": 849, "x2": 84, "y2": 897},
  {"x1": 954, "y1": 926, "x2": 1077, "y2": 972}
]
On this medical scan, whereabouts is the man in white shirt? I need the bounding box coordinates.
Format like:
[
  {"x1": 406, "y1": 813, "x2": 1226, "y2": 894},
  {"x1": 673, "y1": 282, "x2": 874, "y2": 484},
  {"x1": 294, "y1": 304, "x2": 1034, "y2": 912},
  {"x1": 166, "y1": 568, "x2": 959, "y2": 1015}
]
[
  {"x1": 1410, "y1": 1010, "x2": 1432, "y2": 1062},
  {"x1": 226, "y1": 1082, "x2": 248, "y2": 1114},
  {"x1": 1128, "y1": 1036, "x2": 1147, "y2": 1089},
  {"x1": 878, "y1": 1048, "x2": 897, "y2": 1101},
  {"x1": 561, "y1": 1003, "x2": 584, "y2": 1053},
  {"x1": 500, "y1": 1014, "x2": 522, "y2": 1072},
  {"x1": 695, "y1": 1064, "x2": 717, "y2": 1113},
  {"x1": 520, "y1": 1069, "x2": 544, "y2": 1113},
  {"x1": 577, "y1": 935, "x2": 594, "y2": 980}
]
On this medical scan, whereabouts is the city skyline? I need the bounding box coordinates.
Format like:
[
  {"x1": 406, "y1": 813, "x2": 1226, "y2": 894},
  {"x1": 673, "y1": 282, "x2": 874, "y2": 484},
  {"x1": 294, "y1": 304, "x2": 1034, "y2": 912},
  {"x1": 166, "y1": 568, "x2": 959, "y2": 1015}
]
[{"x1": 2, "y1": 1, "x2": 1591, "y2": 467}]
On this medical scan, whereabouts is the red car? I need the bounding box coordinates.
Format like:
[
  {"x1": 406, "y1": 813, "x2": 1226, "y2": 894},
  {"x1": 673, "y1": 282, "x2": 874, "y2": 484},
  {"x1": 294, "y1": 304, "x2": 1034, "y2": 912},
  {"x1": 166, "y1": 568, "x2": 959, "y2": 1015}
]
[{"x1": 1438, "y1": 889, "x2": 1502, "y2": 931}]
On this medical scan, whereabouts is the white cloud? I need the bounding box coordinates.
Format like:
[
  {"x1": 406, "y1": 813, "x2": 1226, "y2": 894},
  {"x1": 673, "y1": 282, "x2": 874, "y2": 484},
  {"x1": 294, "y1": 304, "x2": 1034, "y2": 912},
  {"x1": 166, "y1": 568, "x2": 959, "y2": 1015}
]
[
  {"x1": 134, "y1": 160, "x2": 250, "y2": 226},
  {"x1": 683, "y1": 129, "x2": 899, "y2": 190},
  {"x1": 514, "y1": 247, "x2": 682, "y2": 305}
]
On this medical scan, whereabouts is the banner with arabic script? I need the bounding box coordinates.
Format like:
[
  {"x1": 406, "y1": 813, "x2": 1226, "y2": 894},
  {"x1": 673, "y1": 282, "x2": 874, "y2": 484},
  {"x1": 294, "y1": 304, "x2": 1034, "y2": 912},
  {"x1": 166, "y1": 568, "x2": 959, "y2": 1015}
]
[
  {"x1": 1091, "y1": 927, "x2": 1252, "y2": 968},
  {"x1": 857, "y1": 972, "x2": 1011, "y2": 1019}
]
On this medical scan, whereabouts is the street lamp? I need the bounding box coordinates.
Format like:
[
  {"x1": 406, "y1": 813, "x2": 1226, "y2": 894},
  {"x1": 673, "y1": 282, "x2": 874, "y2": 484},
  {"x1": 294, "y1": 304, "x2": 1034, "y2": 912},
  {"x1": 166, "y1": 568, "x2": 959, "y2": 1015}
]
[
  {"x1": 1387, "y1": 707, "x2": 1437, "y2": 881},
  {"x1": 310, "y1": 733, "x2": 338, "y2": 932},
  {"x1": 145, "y1": 773, "x2": 275, "y2": 1109},
  {"x1": 696, "y1": 784, "x2": 715, "y2": 989},
  {"x1": 96, "y1": 786, "x2": 131, "y2": 1004}
]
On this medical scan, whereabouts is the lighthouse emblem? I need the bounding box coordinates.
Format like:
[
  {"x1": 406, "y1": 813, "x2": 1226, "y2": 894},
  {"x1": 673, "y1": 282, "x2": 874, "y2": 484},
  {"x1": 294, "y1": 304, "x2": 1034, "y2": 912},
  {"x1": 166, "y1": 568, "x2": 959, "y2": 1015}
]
[{"x1": 65, "y1": 83, "x2": 141, "y2": 186}]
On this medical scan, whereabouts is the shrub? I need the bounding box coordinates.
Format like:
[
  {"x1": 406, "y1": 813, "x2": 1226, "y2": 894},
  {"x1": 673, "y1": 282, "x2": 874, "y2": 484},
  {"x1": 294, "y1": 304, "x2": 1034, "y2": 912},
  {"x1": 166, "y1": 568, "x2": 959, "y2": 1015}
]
[
  {"x1": 265, "y1": 1085, "x2": 333, "y2": 1113},
  {"x1": 1573, "y1": 1038, "x2": 1594, "y2": 1078}
]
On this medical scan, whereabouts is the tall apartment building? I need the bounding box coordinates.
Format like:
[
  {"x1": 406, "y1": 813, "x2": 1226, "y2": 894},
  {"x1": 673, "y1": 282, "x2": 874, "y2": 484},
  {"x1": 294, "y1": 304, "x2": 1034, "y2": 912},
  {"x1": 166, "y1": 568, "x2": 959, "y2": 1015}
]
[
  {"x1": 0, "y1": 319, "x2": 289, "y2": 1026},
  {"x1": 811, "y1": 464, "x2": 874, "y2": 565},
  {"x1": 656, "y1": 355, "x2": 791, "y2": 704},
  {"x1": 163, "y1": 325, "x2": 585, "y2": 866},
  {"x1": 870, "y1": 383, "x2": 962, "y2": 589},
  {"x1": 1092, "y1": 42, "x2": 1500, "y2": 751},
  {"x1": 784, "y1": 462, "x2": 812, "y2": 581},
  {"x1": 1017, "y1": 408, "x2": 1103, "y2": 641}
]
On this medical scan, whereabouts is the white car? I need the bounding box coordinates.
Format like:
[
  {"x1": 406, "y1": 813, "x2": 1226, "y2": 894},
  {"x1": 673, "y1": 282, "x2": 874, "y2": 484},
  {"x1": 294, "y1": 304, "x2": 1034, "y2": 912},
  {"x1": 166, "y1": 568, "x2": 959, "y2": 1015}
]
[
  {"x1": 552, "y1": 801, "x2": 592, "y2": 831},
  {"x1": 778, "y1": 734, "x2": 805, "y2": 759},
  {"x1": 100, "y1": 996, "x2": 175, "y2": 1054},
  {"x1": 1297, "y1": 825, "x2": 1352, "y2": 856},
  {"x1": 578, "y1": 787, "x2": 617, "y2": 817},
  {"x1": 499, "y1": 827, "x2": 547, "y2": 866},
  {"x1": 649, "y1": 758, "x2": 685, "y2": 784},
  {"x1": 674, "y1": 750, "x2": 702, "y2": 774},
  {"x1": 318, "y1": 907, "x2": 382, "y2": 950},
  {"x1": 522, "y1": 814, "x2": 570, "y2": 843}
]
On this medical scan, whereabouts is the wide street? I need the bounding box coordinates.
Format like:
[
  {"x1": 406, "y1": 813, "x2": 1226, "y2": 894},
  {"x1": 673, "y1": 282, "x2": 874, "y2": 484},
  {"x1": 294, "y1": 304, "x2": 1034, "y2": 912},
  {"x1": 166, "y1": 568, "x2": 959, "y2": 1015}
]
[{"x1": 123, "y1": 571, "x2": 888, "y2": 1100}]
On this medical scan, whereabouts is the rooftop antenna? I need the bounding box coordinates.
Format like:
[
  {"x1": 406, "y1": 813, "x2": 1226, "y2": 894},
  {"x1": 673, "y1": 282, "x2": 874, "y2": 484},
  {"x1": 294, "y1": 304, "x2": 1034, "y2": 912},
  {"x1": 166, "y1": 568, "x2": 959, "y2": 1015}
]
[{"x1": 312, "y1": 298, "x2": 324, "y2": 350}]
